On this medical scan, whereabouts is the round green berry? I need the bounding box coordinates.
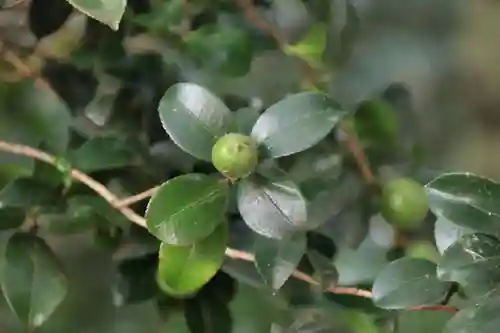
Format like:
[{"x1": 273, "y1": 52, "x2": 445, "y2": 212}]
[
  {"x1": 381, "y1": 178, "x2": 429, "y2": 230},
  {"x1": 211, "y1": 133, "x2": 258, "y2": 180}
]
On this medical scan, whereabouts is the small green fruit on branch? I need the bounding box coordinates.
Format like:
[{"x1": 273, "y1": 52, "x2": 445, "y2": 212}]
[
  {"x1": 381, "y1": 178, "x2": 429, "y2": 230},
  {"x1": 0, "y1": 139, "x2": 457, "y2": 313},
  {"x1": 212, "y1": 133, "x2": 258, "y2": 181}
]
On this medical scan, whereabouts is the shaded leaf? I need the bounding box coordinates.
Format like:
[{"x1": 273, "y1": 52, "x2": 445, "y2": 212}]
[
  {"x1": 184, "y1": 297, "x2": 232, "y2": 333},
  {"x1": 0, "y1": 178, "x2": 55, "y2": 208},
  {"x1": 251, "y1": 92, "x2": 347, "y2": 158},
  {"x1": 254, "y1": 233, "x2": 306, "y2": 290},
  {"x1": 307, "y1": 249, "x2": 338, "y2": 290},
  {"x1": 438, "y1": 233, "x2": 500, "y2": 284},
  {"x1": 0, "y1": 208, "x2": 25, "y2": 230},
  {"x1": 66, "y1": 0, "x2": 126, "y2": 30},
  {"x1": 146, "y1": 174, "x2": 229, "y2": 245},
  {"x1": 156, "y1": 222, "x2": 227, "y2": 297},
  {"x1": 287, "y1": 145, "x2": 343, "y2": 186},
  {"x1": 68, "y1": 136, "x2": 143, "y2": 172},
  {"x1": 232, "y1": 106, "x2": 261, "y2": 135},
  {"x1": 426, "y1": 173, "x2": 500, "y2": 237},
  {"x1": 116, "y1": 254, "x2": 158, "y2": 304},
  {"x1": 372, "y1": 257, "x2": 451, "y2": 309},
  {"x1": 237, "y1": 178, "x2": 308, "y2": 239},
  {"x1": 444, "y1": 295, "x2": 500, "y2": 333},
  {"x1": 158, "y1": 83, "x2": 232, "y2": 161},
  {"x1": 185, "y1": 25, "x2": 253, "y2": 77},
  {"x1": 1, "y1": 233, "x2": 67, "y2": 329}
]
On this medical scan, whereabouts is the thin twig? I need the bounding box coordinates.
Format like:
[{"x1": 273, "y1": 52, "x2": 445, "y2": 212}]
[
  {"x1": 0, "y1": 141, "x2": 146, "y2": 228},
  {"x1": 116, "y1": 186, "x2": 159, "y2": 207},
  {"x1": 0, "y1": 45, "x2": 49, "y2": 90},
  {"x1": 0, "y1": 140, "x2": 458, "y2": 313},
  {"x1": 341, "y1": 125, "x2": 377, "y2": 185}
]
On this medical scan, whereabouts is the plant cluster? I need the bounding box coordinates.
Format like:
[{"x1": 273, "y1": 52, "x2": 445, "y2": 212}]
[{"x1": 0, "y1": 0, "x2": 498, "y2": 333}]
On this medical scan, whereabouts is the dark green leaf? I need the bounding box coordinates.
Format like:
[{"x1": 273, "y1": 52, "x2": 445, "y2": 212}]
[
  {"x1": 156, "y1": 222, "x2": 227, "y2": 297},
  {"x1": 116, "y1": 254, "x2": 158, "y2": 304},
  {"x1": 1, "y1": 233, "x2": 67, "y2": 328},
  {"x1": 307, "y1": 250, "x2": 338, "y2": 290},
  {"x1": 254, "y1": 233, "x2": 306, "y2": 290},
  {"x1": 184, "y1": 297, "x2": 232, "y2": 333},
  {"x1": 185, "y1": 25, "x2": 253, "y2": 77},
  {"x1": 444, "y1": 295, "x2": 500, "y2": 333},
  {"x1": 237, "y1": 178, "x2": 308, "y2": 239},
  {"x1": 0, "y1": 178, "x2": 55, "y2": 208},
  {"x1": 251, "y1": 92, "x2": 347, "y2": 158},
  {"x1": 146, "y1": 174, "x2": 229, "y2": 245},
  {"x1": 0, "y1": 208, "x2": 25, "y2": 230},
  {"x1": 0, "y1": 80, "x2": 71, "y2": 180},
  {"x1": 232, "y1": 107, "x2": 261, "y2": 135},
  {"x1": 287, "y1": 146, "x2": 343, "y2": 185},
  {"x1": 438, "y1": 233, "x2": 500, "y2": 284},
  {"x1": 68, "y1": 136, "x2": 143, "y2": 172},
  {"x1": 65, "y1": 0, "x2": 126, "y2": 30},
  {"x1": 426, "y1": 173, "x2": 500, "y2": 237},
  {"x1": 158, "y1": 83, "x2": 232, "y2": 161},
  {"x1": 372, "y1": 257, "x2": 451, "y2": 309}
]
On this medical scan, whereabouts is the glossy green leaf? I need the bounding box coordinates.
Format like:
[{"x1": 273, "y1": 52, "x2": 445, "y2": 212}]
[
  {"x1": 444, "y1": 295, "x2": 500, "y2": 333},
  {"x1": 158, "y1": 83, "x2": 232, "y2": 161},
  {"x1": 65, "y1": 0, "x2": 126, "y2": 30},
  {"x1": 237, "y1": 178, "x2": 308, "y2": 239},
  {"x1": 251, "y1": 92, "x2": 347, "y2": 158},
  {"x1": 254, "y1": 233, "x2": 306, "y2": 290},
  {"x1": 372, "y1": 257, "x2": 452, "y2": 309},
  {"x1": 287, "y1": 146, "x2": 343, "y2": 185},
  {"x1": 1, "y1": 233, "x2": 67, "y2": 328},
  {"x1": 146, "y1": 174, "x2": 229, "y2": 245},
  {"x1": 434, "y1": 216, "x2": 474, "y2": 254},
  {"x1": 307, "y1": 250, "x2": 338, "y2": 290},
  {"x1": 68, "y1": 136, "x2": 143, "y2": 172},
  {"x1": 438, "y1": 233, "x2": 500, "y2": 283},
  {"x1": 156, "y1": 223, "x2": 227, "y2": 297},
  {"x1": 426, "y1": 173, "x2": 500, "y2": 237}
]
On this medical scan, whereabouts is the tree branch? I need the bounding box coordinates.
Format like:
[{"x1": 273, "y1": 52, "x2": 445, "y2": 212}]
[{"x1": 0, "y1": 139, "x2": 457, "y2": 313}]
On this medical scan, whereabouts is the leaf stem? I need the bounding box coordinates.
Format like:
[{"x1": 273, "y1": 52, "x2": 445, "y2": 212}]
[{"x1": 0, "y1": 139, "x2": 457, "y2": 313}]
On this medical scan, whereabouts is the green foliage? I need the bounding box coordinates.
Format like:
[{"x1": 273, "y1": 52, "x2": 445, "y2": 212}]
[{"x1": 1, "y1": 0, "x2": 499, "y2": 332}]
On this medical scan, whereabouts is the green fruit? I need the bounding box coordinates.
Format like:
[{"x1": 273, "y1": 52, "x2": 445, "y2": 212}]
[
  {"x1": 381, "y1": 178, "x2": 429, "y2": 230},
  {"x1": 406, "y1": 241, "x2": 440, "y2": 263},
  {"x1": 211, "y1": 133, "x2": 258, "y2": 180}
]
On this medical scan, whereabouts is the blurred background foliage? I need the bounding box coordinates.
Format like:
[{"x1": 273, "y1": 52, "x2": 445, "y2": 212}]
[{"x1": 0, "y1": 0, "x2": 499, "y2": 332}]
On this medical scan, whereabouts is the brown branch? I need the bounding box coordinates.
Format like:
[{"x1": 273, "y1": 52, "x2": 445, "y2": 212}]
[
  {"x1": 0, "y1": 139, "x2": 458, "y2": 313},
  {"x1": 0, "y1": 43, "x2": 49, "y2": 90},
  {"x1": 0, "y1": 141, "x2": 146, "y2": 228},
  {"x1": 116, "y1": 186, "x2": 159, "y2": 208},
  {"x1": 340, "y1": 124, "x2": 377, "y2": 185}
]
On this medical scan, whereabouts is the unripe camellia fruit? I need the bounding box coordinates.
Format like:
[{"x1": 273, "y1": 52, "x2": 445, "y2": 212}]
[
  {"x1": 211, "y1": 133, "x2": 258, "y2": 180},
  {"x1": 380, "y1": 178, "x2": 429, "y2": 230}
]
